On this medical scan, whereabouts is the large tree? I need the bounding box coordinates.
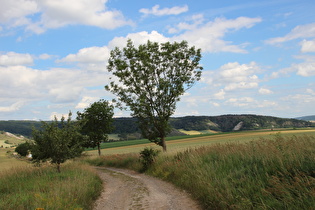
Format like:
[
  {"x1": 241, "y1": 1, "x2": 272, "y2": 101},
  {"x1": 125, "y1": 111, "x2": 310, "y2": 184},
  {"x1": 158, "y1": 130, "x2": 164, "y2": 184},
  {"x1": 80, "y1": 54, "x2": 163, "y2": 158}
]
[
  {"x1": 105, "y1": 39, "x2": 202, "y2": 151},
  {"x1": 31, "y1": 112, "x2": 83, "y2": 172},
  {"x1": 76, "y1": 99, "x2": 114, "y2": 155}
]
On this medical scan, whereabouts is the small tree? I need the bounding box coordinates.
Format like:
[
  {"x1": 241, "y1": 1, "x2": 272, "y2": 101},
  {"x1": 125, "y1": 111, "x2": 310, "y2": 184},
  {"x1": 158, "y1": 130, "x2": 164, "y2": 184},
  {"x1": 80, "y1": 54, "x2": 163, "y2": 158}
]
[
  {"x1": 77, "y1": 99, "x2": 114, "y2": 156},
  {"x1": 105, "y1": 39, "x2": 202, "y2": 151},
  {"x1": 15, "y1": 142, "x2": 32, "y2": 156},
  {"x1": 31, "y1": 112, "x2": 83, "y2": 172}
]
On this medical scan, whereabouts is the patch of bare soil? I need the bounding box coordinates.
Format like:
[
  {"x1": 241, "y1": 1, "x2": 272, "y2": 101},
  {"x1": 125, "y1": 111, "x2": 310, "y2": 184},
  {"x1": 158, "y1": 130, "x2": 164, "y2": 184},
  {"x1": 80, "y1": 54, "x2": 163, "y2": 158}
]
[{"x1": 93, "y1": 167, "x2": 201, "y2": 210}]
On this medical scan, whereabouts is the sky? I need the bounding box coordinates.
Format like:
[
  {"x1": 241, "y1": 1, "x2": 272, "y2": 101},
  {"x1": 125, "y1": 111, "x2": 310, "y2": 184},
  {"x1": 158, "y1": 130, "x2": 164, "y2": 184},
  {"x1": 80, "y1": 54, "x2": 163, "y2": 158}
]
[{"x1": 0, "y1": 0, "x2": 315, "y2": 120}]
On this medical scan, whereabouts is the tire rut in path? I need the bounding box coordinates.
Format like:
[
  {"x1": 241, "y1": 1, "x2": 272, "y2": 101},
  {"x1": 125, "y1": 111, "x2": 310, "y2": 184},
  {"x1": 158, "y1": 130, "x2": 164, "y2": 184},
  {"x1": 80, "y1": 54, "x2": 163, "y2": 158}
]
[{"x1": 93, "y1": 167, "x2": 201, "y2": 210}]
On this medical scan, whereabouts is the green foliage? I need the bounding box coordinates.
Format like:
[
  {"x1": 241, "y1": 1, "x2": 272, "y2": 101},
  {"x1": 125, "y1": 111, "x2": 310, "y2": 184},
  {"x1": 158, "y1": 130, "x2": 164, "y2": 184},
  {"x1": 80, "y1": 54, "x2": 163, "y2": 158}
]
[
  {"x1": 15, "y1": 142, "x2": 32, "y2": 156},
  {"x1": 0, "y1": 163, "x2": 102, "y2": 209},
  {"x1": 32, "y1": 112, "x2": 84, "y2": 172},
  {"x1": 77, "y1": 99, "x2": 114, "y2": 156},
  {"x1": 106, "y1": 39, "x2": 203, "y2": 151},
  {"x1": 139, "y1": 147, "x2": 160, "y2": 172}
]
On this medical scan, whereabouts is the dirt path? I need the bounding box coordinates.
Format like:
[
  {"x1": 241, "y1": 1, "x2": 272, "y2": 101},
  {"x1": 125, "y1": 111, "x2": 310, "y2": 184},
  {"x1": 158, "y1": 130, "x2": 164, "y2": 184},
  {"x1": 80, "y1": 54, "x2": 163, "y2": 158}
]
[{"x1": 93, "y1": 167, "x2": 201, "y2": 210}]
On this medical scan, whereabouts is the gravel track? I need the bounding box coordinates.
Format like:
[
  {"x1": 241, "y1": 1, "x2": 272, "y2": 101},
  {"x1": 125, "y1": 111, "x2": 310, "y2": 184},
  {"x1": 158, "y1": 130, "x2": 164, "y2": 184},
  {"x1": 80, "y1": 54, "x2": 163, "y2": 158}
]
[{"x1": 93, "y1": 167, "x2": 201, "y2": 210}]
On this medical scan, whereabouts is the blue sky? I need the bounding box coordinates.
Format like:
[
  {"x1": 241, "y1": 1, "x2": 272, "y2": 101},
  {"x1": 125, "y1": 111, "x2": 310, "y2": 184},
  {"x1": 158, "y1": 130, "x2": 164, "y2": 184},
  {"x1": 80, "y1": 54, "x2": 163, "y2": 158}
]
[{"x1": 0, "y1": 0, "x2": 315, "y2": 120}]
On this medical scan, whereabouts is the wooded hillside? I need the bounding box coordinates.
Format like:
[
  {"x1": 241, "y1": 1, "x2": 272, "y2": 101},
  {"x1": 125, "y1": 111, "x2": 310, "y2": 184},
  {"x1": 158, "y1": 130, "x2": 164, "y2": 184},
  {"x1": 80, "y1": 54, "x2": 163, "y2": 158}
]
[{"x1": 1, "y1": 115, "x2": 313, "y2": 138}]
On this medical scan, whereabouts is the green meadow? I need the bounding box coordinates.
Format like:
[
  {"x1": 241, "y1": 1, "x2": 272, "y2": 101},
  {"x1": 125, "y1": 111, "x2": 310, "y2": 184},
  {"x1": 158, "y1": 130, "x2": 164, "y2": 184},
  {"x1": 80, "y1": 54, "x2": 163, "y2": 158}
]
[
  {"x1": 0, "y1": 162, "x2": 102, "y2": 209},
  {"x1": 87, "y1": 128, "x2": 315, "y2": 155},
  {"x1": 1, "y1": 128, "x2": 315, "y2": 209},
  {"x1": 86, "y1": 128, "x2": 315, "y2": 209}
]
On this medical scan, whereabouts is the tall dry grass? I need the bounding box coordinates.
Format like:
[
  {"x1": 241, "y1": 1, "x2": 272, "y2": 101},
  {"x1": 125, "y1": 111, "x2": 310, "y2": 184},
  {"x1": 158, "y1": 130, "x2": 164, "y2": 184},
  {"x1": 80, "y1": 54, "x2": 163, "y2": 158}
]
[
  {"x1": 148, "y1": 134, "x2": 315, "y2": 209},
  {"x1": 0, "y1": 162, "x2": 102, "y2": 209},
  {"x1": 87, "y1": 134, "x2": 315, "y2": 209}
]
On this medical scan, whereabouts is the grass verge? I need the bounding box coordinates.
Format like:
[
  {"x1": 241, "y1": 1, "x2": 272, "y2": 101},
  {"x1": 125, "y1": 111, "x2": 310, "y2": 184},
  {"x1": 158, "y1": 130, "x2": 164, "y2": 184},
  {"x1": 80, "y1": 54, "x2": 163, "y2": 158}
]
[
  {"x1": 86, "y1": 134, "x2": 315, "y2": 209},
  {"x1": 0, "y1": 162, "x2": 102, "y2": 210}
]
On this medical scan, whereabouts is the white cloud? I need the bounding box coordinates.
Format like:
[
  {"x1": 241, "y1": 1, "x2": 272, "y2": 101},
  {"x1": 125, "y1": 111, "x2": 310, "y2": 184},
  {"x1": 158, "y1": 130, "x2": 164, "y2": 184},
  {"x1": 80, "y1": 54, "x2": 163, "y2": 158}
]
[
  {"x1": 49, "y1": 85, "x2": 83, "y2": 103},
  {"x1": 37, "y1": 0, "x2": 133, "y2": 31},
  {"x1": 226, "y1": 97, "x2": 255, "y2": 107},
  {"x1": 266, "y1": 22, "x2": 315, "y2": 44},
  {"x1": 0, "y1": 65, "x2": 110, "y2": 111},
  {"x1": 211, "y1": 102, "x2": 220, "y2": 107},
  {"x1": 49, "y1": 112, "x2": 69, "y2": 120},
  {"x1": 0, "y1": 0, "x2": 38, "y2": 23},
  {"x1": 58, "y1": 46, "x2": 110, "y2": 64},
  {"x1": 75, "y1": 96, "x2": 99, "y2": 109},
  {"x1": 0, "y1": 52, "x2": 33, "y2": 66},
  {"x1": 168, "y1": 14, "x2": 204, "y2": 34},
  {"x1": 300, "y1": 39, "x2": 315, "y2": 52},
  {"x1": 226, "y1": 97, "x2": 277, "y2": 108},
  {"x1": 0, "y1": 101, "x2": 24, "y2": 112},
  {"x1": 38, "y1": 53, "x2": 52, "y2": 60},
  {"x1": 269, "y1": 67, "x2": 294, "y2": 79},
  {"x1": 271, "y1": 56, "x2": 315, "y2": 78},
  {"x1": 0, "y1": 0, "x2": 132, "y2": 34},
  {"x1": 224, "y1": 82, "x2": 258, "y2": 91},
  {"x1": 282, "y1": 93, "x2": 315, "y2": 104},
  {"x1": 214, "y1": 89, "x2": 225, "y2": 100},
  {"x1": 174, "y1": 16, "x2": 262, "y2": 53},
  {"x1": 109, "y1": 16, "x2": 261, "y2": 54},
  {"x1": 140, "y1": 5, "x2": 188, "y2": 17},
  {"x1": 256, "y1": 100, "x2": 277, "y2": 108},
  {"x1": 293, "y1": 62, "x2": 315, "y2": 77},
  {"x1": 259, "y1": 88, "x2": 273, "y2": 95},
  {"x1": 306, "y1": 88, "x2": 315, "y2": 95},
  {"x1": 109, "y1": 31, "x2": 170, "y2": 49},
  {"x1": 58, "y1": 46, "x2": 111, "y2": 71},
  {"x1": 203, "y1": 62, "x2": 261, "y2": 91}
]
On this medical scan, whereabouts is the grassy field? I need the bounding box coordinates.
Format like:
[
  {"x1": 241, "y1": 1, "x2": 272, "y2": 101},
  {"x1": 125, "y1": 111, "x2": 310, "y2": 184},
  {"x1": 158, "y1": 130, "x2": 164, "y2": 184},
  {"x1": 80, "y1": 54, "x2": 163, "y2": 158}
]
[
  {"x1": 87, "y1": 128, "x2": 315, "y2": 155},
  {"x1": 0, "y1": 132, "x2": 29, "y2": 171},
  {"x1": 1, "y1": 128, "x2": 315, "y2": 209},
  {"x1": 0, "y1": 132, "x2": 102, "y2": 209},
  {"x1": 0, "y1": 162, "x2": 102, "y2": 209},
  {"x1": 0, "y1": 149, "x2": 29, "y2": 171},
  {"x1": 0, "y1": 132, "x2": 25, "y2": 148},
  {"x1": 86, "y1": 129, "x2": 315, "y2": 209}
]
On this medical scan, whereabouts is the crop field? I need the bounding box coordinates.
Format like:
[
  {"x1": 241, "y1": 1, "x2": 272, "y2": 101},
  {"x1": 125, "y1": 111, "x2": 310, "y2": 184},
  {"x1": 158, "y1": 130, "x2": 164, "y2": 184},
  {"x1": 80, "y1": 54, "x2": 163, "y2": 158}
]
[
  {"x1": 178, "y1": 129, "x2": 218, "y2": 135},
  {"x1": 87, "y1": 128, "x2": 315, "y2": 155}
]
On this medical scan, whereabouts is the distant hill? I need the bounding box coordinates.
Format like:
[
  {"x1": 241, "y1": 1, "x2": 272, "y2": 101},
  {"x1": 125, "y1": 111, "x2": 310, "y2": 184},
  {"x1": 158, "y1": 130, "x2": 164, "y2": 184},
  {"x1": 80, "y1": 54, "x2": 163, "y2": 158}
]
[
  {"x1": 0, "y1": 114, "x2": 313, "y2": 137},
  {"x1": 295, "y1": 115, "x2": 315, "y2": 121},
  {"x1": 170, "y1": 115, "x2": 314, "y2": 132}
]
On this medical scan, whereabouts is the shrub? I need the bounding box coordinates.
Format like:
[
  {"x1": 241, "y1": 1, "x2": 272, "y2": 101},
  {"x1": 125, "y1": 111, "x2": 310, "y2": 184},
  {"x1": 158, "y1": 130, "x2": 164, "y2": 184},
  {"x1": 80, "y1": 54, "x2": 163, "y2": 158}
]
[
  {"x1": 15, "y1": 142, "x2": 32, "y2": 156},
  {"x1": 139, "y1": 147, "x2": 160, "y2": 172}
]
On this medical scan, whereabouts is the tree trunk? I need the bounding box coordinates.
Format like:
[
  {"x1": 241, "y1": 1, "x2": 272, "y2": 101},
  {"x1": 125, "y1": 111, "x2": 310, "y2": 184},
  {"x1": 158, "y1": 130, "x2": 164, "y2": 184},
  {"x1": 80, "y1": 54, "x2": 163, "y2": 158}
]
[
  {"x1": 161, "y1": 137, "x2": 167, "y2": 152},
  {"x1": 98, "y1": 143, "x2": 101, "y2": 156},
  {"x1": 57, "y1": 163, "x2": 61, "y2": 173}
]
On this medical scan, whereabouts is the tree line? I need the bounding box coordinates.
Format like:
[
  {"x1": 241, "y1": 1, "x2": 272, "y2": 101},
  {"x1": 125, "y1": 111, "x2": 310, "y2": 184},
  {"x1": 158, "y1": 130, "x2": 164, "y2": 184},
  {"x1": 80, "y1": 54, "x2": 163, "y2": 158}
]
[{"x1": 2, "y1": 114, "x2": 313, "y2": 138}]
